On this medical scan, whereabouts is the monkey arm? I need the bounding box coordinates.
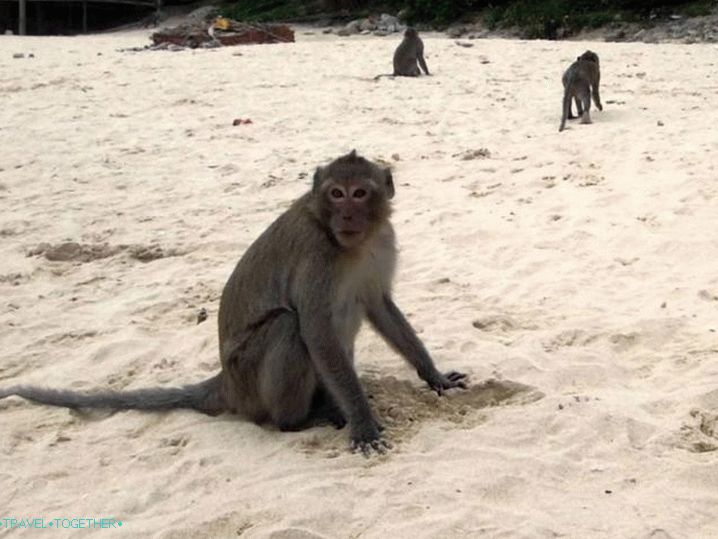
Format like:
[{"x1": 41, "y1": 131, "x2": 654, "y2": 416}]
[
  {"x1": 593, "y1": 69, "x2": 603, "y2": 110},
  {"x1": 418, "y1": 53, "x2": 430, "y2": 75},
  {"x1": 418, "y1": 56, "x2": 430, "y2": 75},
  {"x1": 295, "y1": 300, "x2": 382, "y2": 445},
  {"x1": 367, "y1": 295, "x2": 466, "y2": 393}
]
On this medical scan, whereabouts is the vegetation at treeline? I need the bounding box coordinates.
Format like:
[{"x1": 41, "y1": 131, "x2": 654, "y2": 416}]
[{"x1": 223, "y1": 0, "x2": 715, "y2": 32}]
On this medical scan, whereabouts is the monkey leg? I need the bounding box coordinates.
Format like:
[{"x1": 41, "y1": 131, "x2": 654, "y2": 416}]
[
  {"x1": 573, "y1": 96, "x2": 583, "y2": 119},
  {"x1": 593, "y1": 86, "x2": 603, "y2": 111},
  {"x1": 223, "y1": 311, "x2": 348, "y2": 431},
  {"x1": 579, "y1": 91, "x2": 592, "y2": 124},
  {"x1": 256, "y1": 312, "x2": 347, "y2": 431},
  {"x1": 309, "y1": 386, "x2": 347, "y2": 429},
  {"x1": 253, "y1": 313, "x2": 316, "y2": 431}
]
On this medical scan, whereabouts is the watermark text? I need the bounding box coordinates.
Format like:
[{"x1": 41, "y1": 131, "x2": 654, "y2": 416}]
[{"x1": 0, "y1": 517, "x2": 122, "y2": 530}]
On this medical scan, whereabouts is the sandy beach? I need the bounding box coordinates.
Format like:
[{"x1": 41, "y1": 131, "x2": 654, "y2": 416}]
[{"x1": 0, "y1": 26, "x2": 717, "y2": 538}]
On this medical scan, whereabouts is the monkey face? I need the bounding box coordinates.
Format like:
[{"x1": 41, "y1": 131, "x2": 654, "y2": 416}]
[
  {"x1": 580, "y1": 50, "x2": 599, "y2": 64},
  {"x1": 325, "y1": 180, "x2": 377, "y2": 249},
  {"x1": 311, "y1": 150, "x2": 393, "y2": 250}
]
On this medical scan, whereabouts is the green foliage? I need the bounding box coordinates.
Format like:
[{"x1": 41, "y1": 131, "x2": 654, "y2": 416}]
[
  {"x1": 676, "y1": 0, "x2": 714, "y2": 17},
  {"x1": 221, "y1": 0, "x2": 305, "y2": 22},
  {"x1": 482, "y1": 0, "x2": 707, "y2": 37},
  {"x1": 219, "y1": 0, "x2": 715, "y2": 27},
  {"x1": 403, "y1": 0, "x2": 485, "y2": 25}
]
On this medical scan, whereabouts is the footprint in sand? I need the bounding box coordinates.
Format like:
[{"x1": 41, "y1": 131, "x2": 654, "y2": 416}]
[
  {"x1": 28, "y1": 242, "x2": 122, "y2": 262},
  {"x1": 543, "y1": 329, "x2": 600, "y2": 352},
  {"x1": 27, "y1": 241, "x2": 183, "y2": 264},
  {"x1": 672, "y1": 408, "x2": 718, "y2": 453}
]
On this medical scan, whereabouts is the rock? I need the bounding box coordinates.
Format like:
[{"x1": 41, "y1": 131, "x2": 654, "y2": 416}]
[
  {"x1": 377, "y1": 13, "x2": 400, "y2": 31},
  {"x1": 12, "y1": 53, "x2": 24, "y2": 59},
  {"x1": 359, "y1": 19, "x2": 376, "y2": 31},
  {"x1": 447, "y1": 26, "x2": 465, "y2": 38},
  {"x1": 610, "y1": 30, "x2": 627, "y2": 41},
  {"x1": 373, "y1": 30, "x2": 390, "y2": 37},
  {"x1": 468, "y1": 31, "x2": 489, "y2": 39},
  {"x1": 345, "y1": 20, "x2": 361, "y2": 33}
]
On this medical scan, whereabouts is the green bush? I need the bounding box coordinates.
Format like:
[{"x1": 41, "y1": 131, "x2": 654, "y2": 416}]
[
  {"x1": 221, "y1": 0, "x2": 305, "y2": 22},
  {"x1": 219, "y1": 0, "x2": 716, "y2": 27},
  {"x1": 677, "y1": 0, "x2": 714, "y2": 17},
  {"x1": 403, "y1": 0, "x2": 485, "y2": 25}
]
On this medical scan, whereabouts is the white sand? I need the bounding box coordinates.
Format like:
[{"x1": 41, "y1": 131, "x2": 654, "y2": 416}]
[{"x1": 1, "y1": 27, "x2": 717, "y2": 538}]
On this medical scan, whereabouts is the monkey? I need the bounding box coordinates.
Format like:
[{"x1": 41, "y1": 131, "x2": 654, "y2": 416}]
[
  {"x1": 0, "y1": 151, "x2": 467, "y2": 456},
  {"x1": 394, "y1": 28, "x2": 430, "y2": 76},
  {"x1": 374, "y1": 27, "x2": 430, "y2": 80},
  {"x1": 559, "y1": 50, "x2": 603, "y2": 132},
  {"x1": 561, "y1": 50, "x2": 599, "y2": 120}
]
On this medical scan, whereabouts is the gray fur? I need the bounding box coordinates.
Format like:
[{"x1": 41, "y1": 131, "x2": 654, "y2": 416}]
[
  {"x1": 375, "y1": 28, "x2": 430, "y2": 80},
  {"x1": 394, "y1": 28, "x2": 429, "y2": 76},
  {"x1": 559, "y1": 50, "x2": 603, "y2": 132},
  {"x1": 0, "y1": 375, "x2": 223, "y2": 414},
  {"x1": 218, "y1": 151, "x2": 465, "y2": 454}
]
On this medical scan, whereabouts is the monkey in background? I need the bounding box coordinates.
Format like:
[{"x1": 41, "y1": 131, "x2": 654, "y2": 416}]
[
  {"x1": 559, "y1": 50, "x2": 603, "y2": 132},
  {"x1": 374, "y1": 27, "x2": 430, "y2": 80},
  {"x1": 0, "y1": 151, "x2": 467, "y2": 456}
]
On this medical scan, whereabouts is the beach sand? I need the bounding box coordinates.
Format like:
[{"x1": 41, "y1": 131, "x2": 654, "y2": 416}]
[{"x1": 0, "y1": 27, "x2": 717, "y2": 538}]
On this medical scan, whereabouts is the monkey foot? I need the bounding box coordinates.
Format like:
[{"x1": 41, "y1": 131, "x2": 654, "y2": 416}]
[
  {"x1": 351, "y1": 437, "x2": 392, "y2": 457},
  {"x1": 426, "y1": 370, "x2": 469, "y2": 395}
]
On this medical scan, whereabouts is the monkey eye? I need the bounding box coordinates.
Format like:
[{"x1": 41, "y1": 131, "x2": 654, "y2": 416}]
[
  {"x1": 330, "y1": 188, "x2": 345, "y2": 199},
  {"x1": 352, "y1": 189, "x2": 368, "y2": 200}
]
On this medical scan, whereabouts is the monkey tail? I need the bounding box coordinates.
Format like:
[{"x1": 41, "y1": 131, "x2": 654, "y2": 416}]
[
  {"x1": 559, "y1": 86, "x2": 571, "y2": 132},
  {"x1": 0, "y1": 374, "x2": 226, "y2": 416}
]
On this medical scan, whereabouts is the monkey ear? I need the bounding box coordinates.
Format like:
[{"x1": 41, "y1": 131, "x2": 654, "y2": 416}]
[
  {"x1": 383, "y1": 168, "x2": 395, "y2": 199},
  {"x1": 312, "y1": 167, "x2": 325, "y2": 194},
  {"x1": 348, "y1": 149, "x2": 357, "y2": 159}
]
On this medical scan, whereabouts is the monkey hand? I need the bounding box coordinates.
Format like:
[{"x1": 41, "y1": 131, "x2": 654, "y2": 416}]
[
  {"x1": 350, "y1": 423, "x2": 391, "y2": 457},
  {"x1": 423, "y1": 370, "x2": 468, "y2": 396}
]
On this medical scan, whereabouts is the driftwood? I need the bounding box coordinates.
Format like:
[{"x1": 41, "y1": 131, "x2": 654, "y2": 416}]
[{"x1": 151, "y1": 19, "x2": 295, "y2": 48}]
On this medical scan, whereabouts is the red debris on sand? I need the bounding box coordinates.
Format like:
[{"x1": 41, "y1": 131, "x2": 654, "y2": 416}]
[{"x1": 151, "y1": 21, "x2": 294, "y2": 48}]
